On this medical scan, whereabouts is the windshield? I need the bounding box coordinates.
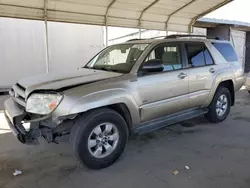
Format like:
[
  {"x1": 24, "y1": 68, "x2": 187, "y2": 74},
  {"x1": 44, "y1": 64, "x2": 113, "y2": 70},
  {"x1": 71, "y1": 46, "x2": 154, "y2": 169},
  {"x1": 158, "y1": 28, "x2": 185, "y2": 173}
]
[{"x1": 85, "y1": 43, "x2": 149, "y2": 73}]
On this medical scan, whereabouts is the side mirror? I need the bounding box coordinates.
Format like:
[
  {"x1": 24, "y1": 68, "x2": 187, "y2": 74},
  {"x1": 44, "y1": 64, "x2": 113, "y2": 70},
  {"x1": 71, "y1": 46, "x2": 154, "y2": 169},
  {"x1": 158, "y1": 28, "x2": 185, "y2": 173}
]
[{"x1": 142, "y1": 59, "x2": 164, "y2": 73}]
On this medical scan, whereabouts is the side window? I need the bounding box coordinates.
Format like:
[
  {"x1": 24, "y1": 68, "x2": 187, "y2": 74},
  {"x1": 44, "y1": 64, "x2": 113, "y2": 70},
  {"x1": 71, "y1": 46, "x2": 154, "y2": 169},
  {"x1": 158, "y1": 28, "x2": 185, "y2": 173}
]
[
  {"x1": 186, "y1": 43, "x2": 214, "y2": 67},
  {"x1": 204, "y1": 49, "x2": 214, "y2": 65},
  {"x1": 145, "y1": 43, "x2": 182, "y2": 72},
  {"x1": 212, "y1": 42, "x2": 238, "y2": 62}
]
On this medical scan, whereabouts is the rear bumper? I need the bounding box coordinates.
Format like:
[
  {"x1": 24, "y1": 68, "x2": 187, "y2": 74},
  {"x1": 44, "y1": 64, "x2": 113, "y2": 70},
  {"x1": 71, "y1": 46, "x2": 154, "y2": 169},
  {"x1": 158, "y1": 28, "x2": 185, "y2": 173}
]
[
  {"x1": 235, "y1": 75, "x2": 246, "y2": 91},
  {"x1": 244, "y1": 74, "x2": 250, "y2": 90}
]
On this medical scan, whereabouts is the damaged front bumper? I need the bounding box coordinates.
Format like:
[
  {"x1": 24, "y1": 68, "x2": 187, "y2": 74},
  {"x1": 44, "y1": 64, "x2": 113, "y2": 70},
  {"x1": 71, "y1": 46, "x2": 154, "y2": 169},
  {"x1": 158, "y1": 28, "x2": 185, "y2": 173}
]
[
  {"x1": 4, "y1": 98, "x2": 33, "y2": 143},
  {"x1": 4, "y1": 98, "x2": 74, "y2": 145}
]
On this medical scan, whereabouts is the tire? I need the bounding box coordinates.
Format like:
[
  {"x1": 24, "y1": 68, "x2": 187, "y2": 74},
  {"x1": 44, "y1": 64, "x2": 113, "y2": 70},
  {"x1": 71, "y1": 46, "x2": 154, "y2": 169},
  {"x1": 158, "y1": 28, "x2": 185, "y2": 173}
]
[
  {"x1": 70, "y1": 108, "x2": 128, "y2": 169},
  {"x1": 248, "y1": 91, "x2": 250, "y2": 94},
  {"x1": 206, "y1": 87, "x2": 231, "y2": 123}
]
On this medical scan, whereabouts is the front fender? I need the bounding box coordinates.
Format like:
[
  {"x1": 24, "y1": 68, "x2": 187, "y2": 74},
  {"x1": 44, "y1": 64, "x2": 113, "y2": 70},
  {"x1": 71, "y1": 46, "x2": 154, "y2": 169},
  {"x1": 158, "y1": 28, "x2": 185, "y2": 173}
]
[{"x1": 68, "y1": 89, "x2": 140, "y2": 126}]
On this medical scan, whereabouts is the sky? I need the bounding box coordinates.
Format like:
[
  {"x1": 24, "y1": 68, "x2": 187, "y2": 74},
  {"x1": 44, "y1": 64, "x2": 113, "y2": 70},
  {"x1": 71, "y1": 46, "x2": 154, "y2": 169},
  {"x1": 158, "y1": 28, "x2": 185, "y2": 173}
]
[
  {"x1": 204, "y1": 0, "x2": 250, "y2": 22},
  {"x1": 109, "y1": 0, "x2": 249, "y2": 39}
]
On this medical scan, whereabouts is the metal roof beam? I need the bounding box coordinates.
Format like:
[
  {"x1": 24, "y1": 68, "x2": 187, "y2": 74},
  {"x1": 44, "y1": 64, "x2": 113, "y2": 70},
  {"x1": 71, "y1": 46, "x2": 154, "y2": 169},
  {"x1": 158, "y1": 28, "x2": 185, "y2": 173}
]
[
  {"x1": 188, "y1": 0, "x2": 233, "y2": 33},
  {"x1": 165, "y1": 0, "x2": 196, "y2": 31},
  {"x1": 105, "y1": 0, "x2": 117, "y2": 46},
  {"x1": 138, "y1": 0, "x2": 160, "y2": 29},
  {"x1": 44, "y1": 0, "x2": 48, "y2": 21},
  {"x1": 105, "y1": 0, "x2": 117, "y2": 25},
  {"x1": 0, "y1": 0, "x2": 232, "y2": 34}
]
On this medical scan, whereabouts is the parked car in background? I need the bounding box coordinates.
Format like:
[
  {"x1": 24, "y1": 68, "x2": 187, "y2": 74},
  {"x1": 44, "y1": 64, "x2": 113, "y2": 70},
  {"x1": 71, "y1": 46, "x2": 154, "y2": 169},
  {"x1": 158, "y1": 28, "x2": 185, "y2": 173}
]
[{"x1": 4, "y1": 35, "x2": 245, "y2": 169}]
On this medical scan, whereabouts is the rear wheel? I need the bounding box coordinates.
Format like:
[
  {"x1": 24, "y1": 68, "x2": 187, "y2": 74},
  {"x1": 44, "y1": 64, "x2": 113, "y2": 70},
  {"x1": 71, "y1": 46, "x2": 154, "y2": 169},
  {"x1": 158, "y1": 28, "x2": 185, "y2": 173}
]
[
  {"x1": 70, "y1": 108, "x2": 128, "y2": 169},
  {"x1": 206, "y1": 87, "x2": 231, "y2": 123}
]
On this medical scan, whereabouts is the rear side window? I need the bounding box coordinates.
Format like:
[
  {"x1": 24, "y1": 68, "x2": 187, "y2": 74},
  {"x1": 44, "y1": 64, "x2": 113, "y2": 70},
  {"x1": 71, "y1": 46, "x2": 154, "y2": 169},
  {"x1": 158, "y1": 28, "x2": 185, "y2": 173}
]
[
  {"x1": 185, "y1": 43, "x2": 214, "y2": 67},
  {"x1": 212, "y1": 42, "x2": 238, "y2": 62},
  {"x1": 204, "y1": 49, "x2": 213, "y2": 65}
]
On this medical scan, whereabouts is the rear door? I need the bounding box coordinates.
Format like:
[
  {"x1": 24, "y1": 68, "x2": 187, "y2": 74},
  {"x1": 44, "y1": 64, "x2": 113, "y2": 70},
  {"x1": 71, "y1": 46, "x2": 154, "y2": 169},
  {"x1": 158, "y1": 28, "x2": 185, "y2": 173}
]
[{"x1": 184, "y1": 42, "x2": 217, "y2": 108}]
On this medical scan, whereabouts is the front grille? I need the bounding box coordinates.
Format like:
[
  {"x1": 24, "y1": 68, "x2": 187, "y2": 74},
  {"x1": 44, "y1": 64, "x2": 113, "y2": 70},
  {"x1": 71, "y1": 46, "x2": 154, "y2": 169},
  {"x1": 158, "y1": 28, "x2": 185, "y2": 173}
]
[{"x1": 10, "y1": 83, "x2": 26, "y2": 107}]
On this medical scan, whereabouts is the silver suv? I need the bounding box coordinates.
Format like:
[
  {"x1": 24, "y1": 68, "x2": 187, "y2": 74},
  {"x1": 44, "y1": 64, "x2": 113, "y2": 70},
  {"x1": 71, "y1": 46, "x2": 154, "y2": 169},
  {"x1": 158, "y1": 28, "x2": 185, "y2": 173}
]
[{"x1": 4, "y1": 35, "x2": 245, "y2": 169}]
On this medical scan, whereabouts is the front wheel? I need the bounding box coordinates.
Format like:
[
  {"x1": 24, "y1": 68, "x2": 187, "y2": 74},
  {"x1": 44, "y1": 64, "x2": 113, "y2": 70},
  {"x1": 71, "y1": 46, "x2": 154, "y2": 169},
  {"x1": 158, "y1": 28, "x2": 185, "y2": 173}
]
[
  {"x1": 70, "y1": 108, "x2": 128, "y2": 169},
  {"x1": 206, "y1": 87, "x2": 231, "y2": 123}
]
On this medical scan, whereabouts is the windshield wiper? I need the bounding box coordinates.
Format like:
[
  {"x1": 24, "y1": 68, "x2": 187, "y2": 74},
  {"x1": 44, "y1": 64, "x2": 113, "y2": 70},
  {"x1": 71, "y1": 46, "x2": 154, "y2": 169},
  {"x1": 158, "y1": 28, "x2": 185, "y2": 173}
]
[{"x1": 91, "y1": 67, "x2": 122, "y2": 73}]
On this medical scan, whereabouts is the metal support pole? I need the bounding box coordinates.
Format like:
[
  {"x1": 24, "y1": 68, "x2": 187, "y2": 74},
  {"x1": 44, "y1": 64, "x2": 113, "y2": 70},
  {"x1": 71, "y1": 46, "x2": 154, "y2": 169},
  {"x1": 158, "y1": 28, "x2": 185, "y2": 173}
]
[
  {"x1": 45, "y1": 20, "x2": 49, "y2": 73},
  {"x1": 44, "y1": 0, "x2": 49, "y2": 73},
  {"x1": 105, "y1": 25, "x2": 108, "y2": 47},
  {"x1": 230, "y1": 27, "x2": 235, "y2": 46},
  {"x1": 139, "y1": 28, "x2": 141, "y2": 39},
  {"x1": 188, "y1": 24, "x2": 193, "y2": 34}
]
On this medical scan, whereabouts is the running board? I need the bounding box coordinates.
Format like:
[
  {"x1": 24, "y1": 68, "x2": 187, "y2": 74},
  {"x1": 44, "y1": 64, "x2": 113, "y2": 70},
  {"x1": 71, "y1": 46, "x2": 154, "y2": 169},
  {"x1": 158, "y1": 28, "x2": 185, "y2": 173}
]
[{"x1": 134, "y1": 108, "x2": 209, "y2": 134}]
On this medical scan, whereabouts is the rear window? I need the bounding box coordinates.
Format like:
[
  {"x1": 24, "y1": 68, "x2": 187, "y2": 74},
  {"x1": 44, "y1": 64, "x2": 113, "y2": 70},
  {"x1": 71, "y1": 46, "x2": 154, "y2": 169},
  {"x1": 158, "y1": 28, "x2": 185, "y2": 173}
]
[{"x1": 212, "y1": 42, "x2": 238, "y2": 62}]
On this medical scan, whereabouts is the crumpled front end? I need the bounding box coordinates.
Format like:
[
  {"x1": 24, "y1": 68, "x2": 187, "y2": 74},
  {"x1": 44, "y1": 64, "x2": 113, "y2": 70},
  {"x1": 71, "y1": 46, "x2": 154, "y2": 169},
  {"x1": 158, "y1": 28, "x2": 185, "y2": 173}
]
[
  {"x1": 4, "y1": 83, "x2": 75, "y2": 144},
  {"x1": 4, "y1": 98, "x2": 75, "y2": 144}
]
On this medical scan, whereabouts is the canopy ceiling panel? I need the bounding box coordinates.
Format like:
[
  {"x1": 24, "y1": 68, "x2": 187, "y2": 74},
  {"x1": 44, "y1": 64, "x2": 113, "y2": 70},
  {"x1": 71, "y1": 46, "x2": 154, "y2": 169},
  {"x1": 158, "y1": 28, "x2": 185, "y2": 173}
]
[{"x1": 0, "y1": 0, "x2": 232, "y2": 32}]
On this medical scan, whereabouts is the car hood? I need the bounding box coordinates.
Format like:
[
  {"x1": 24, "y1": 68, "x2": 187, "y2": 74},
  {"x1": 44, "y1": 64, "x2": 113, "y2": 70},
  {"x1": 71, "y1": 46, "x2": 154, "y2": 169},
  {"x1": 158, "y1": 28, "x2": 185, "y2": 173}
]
[{"x1": 18, "y1": 68, "x2": 123, "y2": 95}]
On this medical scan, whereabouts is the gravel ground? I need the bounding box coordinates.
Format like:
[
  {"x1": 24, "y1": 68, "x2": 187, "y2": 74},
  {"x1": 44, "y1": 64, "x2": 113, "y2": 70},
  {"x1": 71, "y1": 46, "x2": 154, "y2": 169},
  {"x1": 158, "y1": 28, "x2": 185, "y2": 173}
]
[{"x1": 0, "y1": 91, "x2": 250, "y2": 188}]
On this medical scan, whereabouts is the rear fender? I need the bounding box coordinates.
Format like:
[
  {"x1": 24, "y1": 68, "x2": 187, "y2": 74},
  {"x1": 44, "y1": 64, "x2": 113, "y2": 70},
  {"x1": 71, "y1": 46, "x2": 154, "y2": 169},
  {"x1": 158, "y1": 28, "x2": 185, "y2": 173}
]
[{"x1": 203, "y1": 72, "x2": 235, "y2": 107}]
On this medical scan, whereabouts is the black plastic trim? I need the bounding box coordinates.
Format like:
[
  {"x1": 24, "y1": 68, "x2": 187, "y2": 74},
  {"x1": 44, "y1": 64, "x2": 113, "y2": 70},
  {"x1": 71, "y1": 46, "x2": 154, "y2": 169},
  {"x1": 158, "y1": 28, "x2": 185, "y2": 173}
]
[{"x1": 134, "y1": 108, "x2": 209, "y2": 134}]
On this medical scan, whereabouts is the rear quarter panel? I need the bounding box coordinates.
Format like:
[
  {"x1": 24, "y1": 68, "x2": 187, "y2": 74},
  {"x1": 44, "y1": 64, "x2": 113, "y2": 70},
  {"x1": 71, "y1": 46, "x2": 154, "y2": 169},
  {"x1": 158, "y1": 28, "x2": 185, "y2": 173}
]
[
  {"x1": 202, "y1": 41, "x2": 236, "y2": 107},
  {"x1": 206, "y1": 40, "x2": 244, "y2": 92}
]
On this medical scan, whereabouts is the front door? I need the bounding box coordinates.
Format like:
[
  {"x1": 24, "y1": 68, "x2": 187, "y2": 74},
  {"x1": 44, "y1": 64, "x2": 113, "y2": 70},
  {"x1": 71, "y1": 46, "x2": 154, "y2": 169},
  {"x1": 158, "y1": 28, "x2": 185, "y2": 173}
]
[
  {"x1": 137, "y1": 42, "x2": 189, "y2": 122},
  {"x1": 184, "y1": 42, "x2": 217, "y2": 108}
]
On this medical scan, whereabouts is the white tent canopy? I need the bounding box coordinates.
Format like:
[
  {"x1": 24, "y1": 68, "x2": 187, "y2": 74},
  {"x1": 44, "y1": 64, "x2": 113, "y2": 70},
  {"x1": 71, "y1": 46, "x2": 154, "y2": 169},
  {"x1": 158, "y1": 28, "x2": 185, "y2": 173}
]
[{"x1": 0, "y1": 0, "x2": 232, "y2": 33}]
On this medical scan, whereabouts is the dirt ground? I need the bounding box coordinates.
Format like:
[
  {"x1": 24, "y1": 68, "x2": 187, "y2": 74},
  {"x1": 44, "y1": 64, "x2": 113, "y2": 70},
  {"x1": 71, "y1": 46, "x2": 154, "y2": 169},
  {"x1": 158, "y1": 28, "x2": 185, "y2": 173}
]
[{"x1": 1, "y1": 91, "x2": 250, "y2": 188}]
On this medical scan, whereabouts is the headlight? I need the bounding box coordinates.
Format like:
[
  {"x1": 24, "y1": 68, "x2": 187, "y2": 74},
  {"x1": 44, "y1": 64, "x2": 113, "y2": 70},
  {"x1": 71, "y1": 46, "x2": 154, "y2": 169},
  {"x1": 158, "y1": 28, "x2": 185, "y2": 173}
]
[{"x1": 26, "y1": 93, "x2": 63, "y2": 115}]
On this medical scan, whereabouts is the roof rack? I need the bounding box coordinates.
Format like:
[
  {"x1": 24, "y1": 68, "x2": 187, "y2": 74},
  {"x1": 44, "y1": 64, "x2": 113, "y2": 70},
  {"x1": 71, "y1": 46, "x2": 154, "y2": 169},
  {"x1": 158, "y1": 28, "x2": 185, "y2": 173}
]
[
  {"x1": 149, "y1": 36, "x2": 166, "y2": 39},
  {"x1": 126, "y1": 38, "x2": 144, "y2": 42},
  {"x1": 165, "y1": 34, "x2": 224, "y2": 40},
  {"x1": 127, "y1": 36, "x2": 166, "y2": 41}
]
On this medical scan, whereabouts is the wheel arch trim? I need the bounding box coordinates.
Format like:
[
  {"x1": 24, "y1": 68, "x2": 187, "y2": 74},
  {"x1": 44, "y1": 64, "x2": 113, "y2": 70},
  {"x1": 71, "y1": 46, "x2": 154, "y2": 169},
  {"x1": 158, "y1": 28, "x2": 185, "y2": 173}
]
[{"x1": 204, "y1": 72, "x2": 235, "y2": 107}]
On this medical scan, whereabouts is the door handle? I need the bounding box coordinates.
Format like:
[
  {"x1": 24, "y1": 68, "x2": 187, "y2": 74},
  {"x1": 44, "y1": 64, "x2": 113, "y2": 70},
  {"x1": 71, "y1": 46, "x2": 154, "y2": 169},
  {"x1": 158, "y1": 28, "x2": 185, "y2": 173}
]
[
  {"x1": 178, "y1": 72, "x2": 187, "y2": 79},
  {"x1": 209, "y1": 68, "x2": 215, "y2": 73}
]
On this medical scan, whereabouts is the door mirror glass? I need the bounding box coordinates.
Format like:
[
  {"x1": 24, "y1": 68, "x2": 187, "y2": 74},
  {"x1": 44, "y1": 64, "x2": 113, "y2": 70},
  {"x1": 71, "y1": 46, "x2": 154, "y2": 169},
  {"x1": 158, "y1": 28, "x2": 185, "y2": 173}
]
[{"x1": 142, "y1": 59, "x2": 164, "y2": 73}]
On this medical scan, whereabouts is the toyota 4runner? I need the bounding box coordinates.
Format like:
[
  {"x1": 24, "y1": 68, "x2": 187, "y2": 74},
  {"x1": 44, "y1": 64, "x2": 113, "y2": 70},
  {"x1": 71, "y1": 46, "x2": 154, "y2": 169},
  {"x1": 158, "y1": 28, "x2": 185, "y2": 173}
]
[{"x1": 4, "y1": 35, "x2": 245, "y2": 169}]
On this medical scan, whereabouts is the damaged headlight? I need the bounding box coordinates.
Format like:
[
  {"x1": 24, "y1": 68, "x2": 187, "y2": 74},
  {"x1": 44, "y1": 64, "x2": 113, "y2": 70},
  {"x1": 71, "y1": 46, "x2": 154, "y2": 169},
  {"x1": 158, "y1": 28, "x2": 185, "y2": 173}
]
[{"x1": 26, "y1": 93, "x2": 63, "y2": 115}]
